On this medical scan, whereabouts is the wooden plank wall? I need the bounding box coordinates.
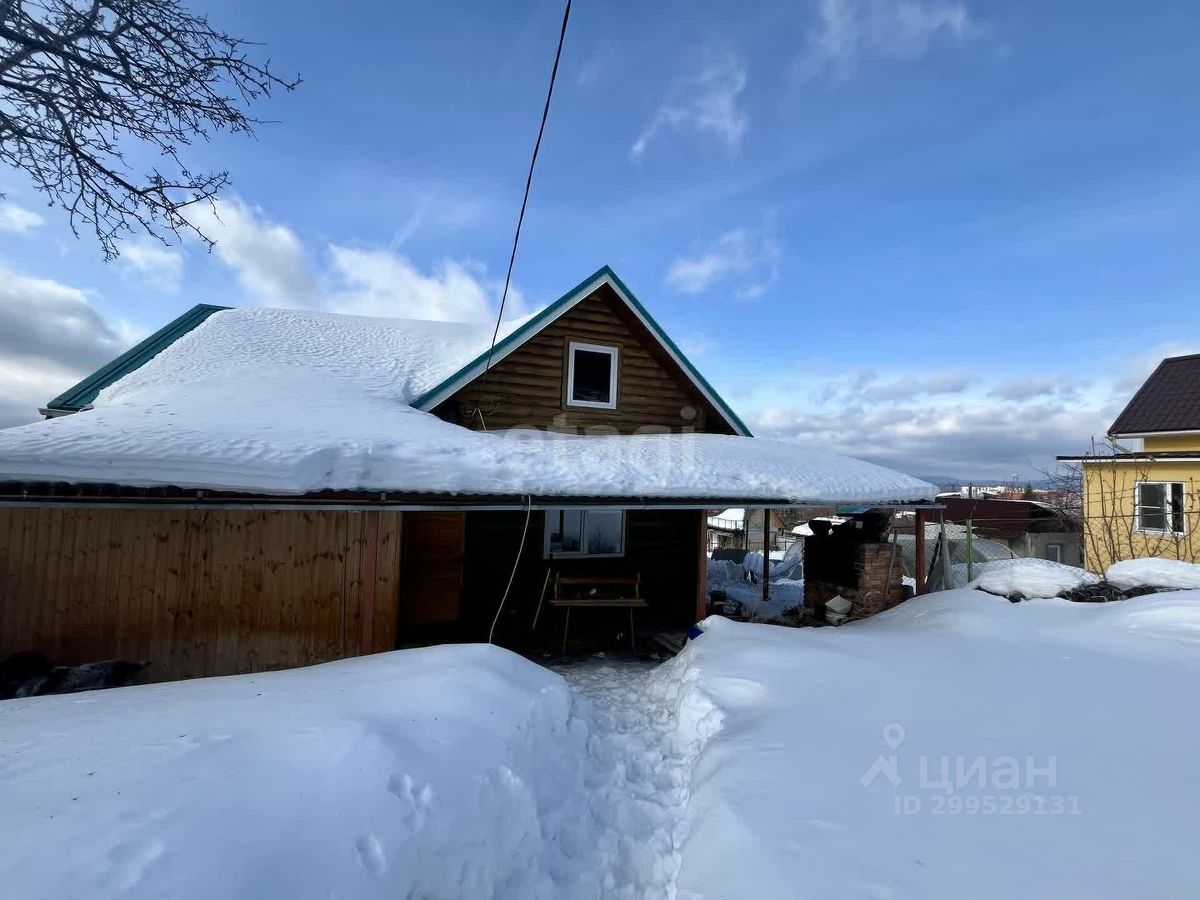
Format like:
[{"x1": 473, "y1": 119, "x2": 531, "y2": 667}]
[
  {"x1": 439, "y1": 284, "x2": 734, "y2": 435},
  {"x1": 0, "y1": 507, "x2": 401, "y2": 682}
]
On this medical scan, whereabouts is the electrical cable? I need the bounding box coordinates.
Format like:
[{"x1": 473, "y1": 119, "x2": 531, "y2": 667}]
[
  {"x1": 484, "y1": 0, "x2": 572, "y2": 372},
  {"x1": 489, "y1": 496, "x2": 533, "y2": 645}
]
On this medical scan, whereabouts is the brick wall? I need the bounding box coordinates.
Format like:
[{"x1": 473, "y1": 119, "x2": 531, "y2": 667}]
[{"x1": 805, "y1": 541, "x2": 905, "y2": 620}]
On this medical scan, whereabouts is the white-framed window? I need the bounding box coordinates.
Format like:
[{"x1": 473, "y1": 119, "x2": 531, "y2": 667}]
[
  {"x1": 1134, "y1": 481, "x2": 1186, "y2": 535},
  {"x1": 544, "y1": 509, "x2": 625, "y2": 558},
  {"x1": 566, "y1": 341, "x2": 618, "y2": 409},
  {"x1": 1044, "y1": 543, "x2": 1064, "y2": 563}
]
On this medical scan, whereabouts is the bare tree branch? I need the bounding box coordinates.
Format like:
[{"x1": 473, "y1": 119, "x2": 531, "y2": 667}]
[{"x1": 0, "y1": 0, "x2": 298, "y2": 258}]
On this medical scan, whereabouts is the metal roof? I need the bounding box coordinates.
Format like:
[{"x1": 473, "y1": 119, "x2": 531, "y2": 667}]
[
  {"x1": 44, "y1": 303, "x2": 229, "y2": 413},
  {"x1": 1109, "y1": 353, "x2": 1200, "y2": 436},
  {"x1": 41, "y1": 267, "x2": 751, "y2": 437}
]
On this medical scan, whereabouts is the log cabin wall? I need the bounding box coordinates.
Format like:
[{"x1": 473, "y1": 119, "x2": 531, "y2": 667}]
[
  {"x1": 0, "y1": 507, "x2": 401, "y2": 683},
  {"x1": 434, "y1": 283, "x2": 735, "y2": 435},
  {"x1": 459, "y1": 509, "x2": 701, "y2": 645}
]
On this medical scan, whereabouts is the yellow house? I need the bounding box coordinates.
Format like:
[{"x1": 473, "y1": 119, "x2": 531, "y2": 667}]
[{"x1": 1062, "y1": 354, "x2": 1200, "y2": 572}]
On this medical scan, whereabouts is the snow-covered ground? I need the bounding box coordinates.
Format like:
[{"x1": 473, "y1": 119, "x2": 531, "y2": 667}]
[
  {"x1": 552, "y1": 660, "x2": 713, "y2": 898},
  {"x1": 6, "y1": 590, "x2": 1199, "y2": 898},
  {"x1": 674, "y1": 593, "x2": 1200, "y2": 898}
]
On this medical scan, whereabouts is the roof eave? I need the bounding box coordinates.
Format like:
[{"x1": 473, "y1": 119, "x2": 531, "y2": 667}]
[
  {"x1": 1108, "y1": 428, "x2": 1200, "y2": 439},
  {"x1": 0, "y1": 481, "x2": 936, "y2": 510}
]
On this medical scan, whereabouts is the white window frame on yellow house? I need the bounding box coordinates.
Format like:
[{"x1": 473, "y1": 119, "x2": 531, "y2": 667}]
[{"x1": 1133, "y1": 480, "x2": 1187, "y2": 536}]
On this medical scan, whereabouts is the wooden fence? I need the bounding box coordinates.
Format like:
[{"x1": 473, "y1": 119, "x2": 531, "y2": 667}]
[{"x1": 0, "y1": 507, "x2": 401, "y2": 682}]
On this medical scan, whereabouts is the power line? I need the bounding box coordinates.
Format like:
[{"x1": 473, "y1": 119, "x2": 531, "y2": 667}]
[{"x1": 485, "y1": 0, "x2": 573, "y2": 372}]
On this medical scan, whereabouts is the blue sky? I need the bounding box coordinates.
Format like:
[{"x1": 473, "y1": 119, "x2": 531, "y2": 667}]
[{"x1": 3, "y1": 0, "x2": 1199, "y2": 479}]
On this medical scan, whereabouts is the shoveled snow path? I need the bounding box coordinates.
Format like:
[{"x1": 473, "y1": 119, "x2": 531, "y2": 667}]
[{"x1": 556, "y1": 660, "x2": 698, "y2": 900}]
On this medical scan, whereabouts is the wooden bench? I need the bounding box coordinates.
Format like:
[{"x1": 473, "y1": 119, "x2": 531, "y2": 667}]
[{"x1": 534, "y1": 572, "x2": 647, "y2": 652}]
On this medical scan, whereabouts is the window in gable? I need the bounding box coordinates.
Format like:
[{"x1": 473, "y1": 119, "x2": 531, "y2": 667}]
[{"x1": 567, "y1": 342, "x2": 618, "y2": 409}]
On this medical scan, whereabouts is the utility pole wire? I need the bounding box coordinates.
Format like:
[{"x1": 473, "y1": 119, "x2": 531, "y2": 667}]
[{"x1": 484, "y1": 0, "x2": 572, "y2": 371}]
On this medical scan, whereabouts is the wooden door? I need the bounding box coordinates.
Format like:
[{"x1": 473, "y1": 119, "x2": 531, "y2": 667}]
[{"x1": 399, "y1": 512, "x2": 465, "y2": 625}]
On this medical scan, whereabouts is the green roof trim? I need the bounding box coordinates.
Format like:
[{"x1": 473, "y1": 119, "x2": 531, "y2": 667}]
[
  {"x1": 45, "y1": 303, "x2": 229, "y2": 413},
  {"x1": 410, "y1": 265, "x2": 753, "y2": 437}
]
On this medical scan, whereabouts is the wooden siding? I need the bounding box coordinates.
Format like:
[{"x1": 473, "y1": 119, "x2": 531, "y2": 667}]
[
  {"x1": 0, "y1": 508, "x2": 401, "y2": 682},
  {"x1": 437, "y1": 283, "x2": 735, "y2": 435},
  {"x1": 460, "y1": 509, "x2": 701, "y2": 646}
]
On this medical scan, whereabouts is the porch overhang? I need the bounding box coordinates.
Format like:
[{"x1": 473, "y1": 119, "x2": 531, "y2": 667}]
[{"x1": 0, "y1": 481, "x2": 941, "y2": 512}]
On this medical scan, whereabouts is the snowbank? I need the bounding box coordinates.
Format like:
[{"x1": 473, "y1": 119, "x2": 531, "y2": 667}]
[
  {"x1": 968, "y1": 557, "x2": 1099, "y2": 599},
  {"x1": 0, "y1": 646, "x2": 600, "y2": 899},
  {"x1": 671, "y1": 592, "x2": 1200, "y2": 898},
  {"x1": 0, "y1": 308, "x2": 934, "y2": 503},
  {"x1": 8, "y1": 592, "x2": 1200, "y2": 898},
  {"x1": 1106, "y1": 557, "x2": 1200, "y2": 591}
]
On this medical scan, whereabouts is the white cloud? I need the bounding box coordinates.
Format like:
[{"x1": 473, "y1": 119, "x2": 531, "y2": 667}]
[
  {"x1": 871, "y1": 372, "x2": 975, "y2": 401},
  {"x1": 797, "y1": 0, "x2": 978, "y2": 80},
  {"x1": 0, "y1": 189, "x2": 527, "y2": 430},
  {"x1": 988, "y1": 376, "x2": 1087, "y2": 403},
  {"x1": 739, "y1": 365, "x2": 1120, "y2": 479},
  {"x1": 118, "y1": 241, "x2": 184, "y2": 293},
  {"x1": 575, "y1": 39, "x2": 614, "y2": 89},
  {"x1": 665, "y1": 225, "x2": 781, "y2": 298},
  {"x1": 0, "y1": 265, "x2": 142, "y2": 428},
  {"x1": 0, "y1": 200, "x2": 45, "y2": 235},
  {"x1": 187, "y1": 198, "x2": 316, "y2": 307},
  {"x1": 328, "y1": 248, "x2": 525, "y2": 321},
  {"x1": 754, "y1": 398, "x2": 1107, "y2": 480},
  {"x1": 632, "y1": 50, "x2": 748, "y2": 160},
  {"x1": 187, "y1": 198, "x2": 521, "y2": 323},
  {"x1": 679, "y1": 333, "x2": 716, "y2": 358},
  {"x1": 818, "y1": 370, "x2": 975, "y2": 404}
]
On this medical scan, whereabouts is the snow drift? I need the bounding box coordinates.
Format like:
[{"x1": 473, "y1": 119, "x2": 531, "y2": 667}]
[
  {"x1": 0, "y1": 646, "x2": 599, "y2": 899},
  {"x1": 968, "y1": 557, "x2": 1100, "y2": 599},
  {"x1": 1106, "y1": 557, "x2": 1200, "y2": 591},
  {"x1": 5, "y1": 592, "x2": 1200, "y2": 898},
  {"x1": 670, "y1": 592, "x2": 1200, "y2": 899}
]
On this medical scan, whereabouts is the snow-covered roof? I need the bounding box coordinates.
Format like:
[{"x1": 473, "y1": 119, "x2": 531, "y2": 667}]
[
  {"x1": 101, "y1": 304, "x2": 521, "y2": 410},
  {"x1": 707, "y1": 508, "x2": 746, "y2": 528},
  {"x1": 0, "y1": 273, "x2": 936, "y2": 505}
]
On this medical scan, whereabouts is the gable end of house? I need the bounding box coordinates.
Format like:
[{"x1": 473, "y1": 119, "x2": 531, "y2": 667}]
[{"x1": 414, "y1": 266, "x2": 751, "y2": 436}]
